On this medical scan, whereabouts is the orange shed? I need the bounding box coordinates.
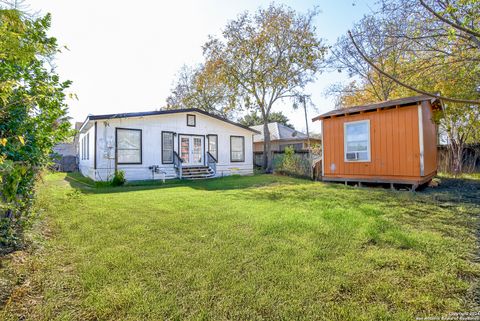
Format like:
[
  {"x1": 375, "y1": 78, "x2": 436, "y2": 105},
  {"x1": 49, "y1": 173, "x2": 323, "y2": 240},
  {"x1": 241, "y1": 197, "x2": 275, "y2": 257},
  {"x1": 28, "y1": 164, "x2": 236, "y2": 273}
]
[{"x1": 312, "y1": 95, "x2": 442, "y2": 189}]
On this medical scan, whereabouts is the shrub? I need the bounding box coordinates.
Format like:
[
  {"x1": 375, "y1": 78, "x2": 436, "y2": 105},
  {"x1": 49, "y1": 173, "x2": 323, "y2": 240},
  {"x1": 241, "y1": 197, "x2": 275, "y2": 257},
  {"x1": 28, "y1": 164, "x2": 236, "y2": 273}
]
[
  {"x1": 274, "y1": 146, "x2": 311, "y2": 178},
  {"x1": 0, "y1": 8, "x2": 72, "y2": 252},
  {"x1": 111, "y1": 170, "x2": 126, "y2": 186}
]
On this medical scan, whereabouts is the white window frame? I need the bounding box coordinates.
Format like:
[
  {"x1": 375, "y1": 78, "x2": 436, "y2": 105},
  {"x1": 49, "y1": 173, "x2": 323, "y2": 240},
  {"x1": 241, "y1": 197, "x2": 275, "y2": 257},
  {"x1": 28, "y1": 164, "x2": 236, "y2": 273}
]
[{"x1": 344, "y1": 119, "x2": 371, "y2": 162}]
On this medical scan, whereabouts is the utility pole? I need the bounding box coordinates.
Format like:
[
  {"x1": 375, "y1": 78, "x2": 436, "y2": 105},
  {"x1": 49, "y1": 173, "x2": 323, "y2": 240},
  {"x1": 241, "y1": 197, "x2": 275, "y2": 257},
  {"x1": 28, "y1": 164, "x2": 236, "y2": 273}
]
[{"x1": 300, "y1": 95, "x2": 313, "y2": 179}]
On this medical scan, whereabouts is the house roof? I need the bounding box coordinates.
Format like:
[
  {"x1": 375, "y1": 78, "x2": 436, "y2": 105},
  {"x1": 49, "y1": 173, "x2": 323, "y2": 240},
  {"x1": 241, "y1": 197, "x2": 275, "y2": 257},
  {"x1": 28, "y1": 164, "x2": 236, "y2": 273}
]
[
  {"x1": 312, "y1": 95, "x2": 440, "y2": 121},
  {"x1": 250, "y1": 122, "x2": 313, "y2": 143},
  {"x1": 79, "y1": 108, "x2": 260, "y2": 133}
]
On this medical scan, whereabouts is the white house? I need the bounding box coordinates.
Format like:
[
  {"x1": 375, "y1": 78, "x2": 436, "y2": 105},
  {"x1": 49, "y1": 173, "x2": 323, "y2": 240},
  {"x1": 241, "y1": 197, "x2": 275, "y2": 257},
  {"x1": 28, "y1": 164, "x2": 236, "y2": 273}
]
[{"x1": 77, "y1": 109, "x2": 259, "y2": 181}]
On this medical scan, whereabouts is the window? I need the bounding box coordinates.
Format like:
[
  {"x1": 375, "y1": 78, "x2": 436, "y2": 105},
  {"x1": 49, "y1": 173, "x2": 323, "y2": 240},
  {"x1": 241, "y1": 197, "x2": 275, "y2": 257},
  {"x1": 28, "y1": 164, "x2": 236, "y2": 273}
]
[
  {"x1": 207, "y1": 135, "x2": 218, "y2": 161},
  {"x1": 230, "y1": 136, "x2": 245, "y2": 162},
  {"x1": 81, "y1": 134, "x2": 89, "y2": 160},
  {"x1": 162, "y1": 131, "x2": 174, "y2": 164},
  {"x1": 116, "y1": 128, "x2": 142, "y2": 164},
  {"x1": 86, "y1": 133, "x2": 89, "y2": 160},
  {"x1": 187, "y1": 114, "x2": 196, "y2": 127},
  {"x1": 344, "y1": 120, "x2": 370, "y2": 162}
]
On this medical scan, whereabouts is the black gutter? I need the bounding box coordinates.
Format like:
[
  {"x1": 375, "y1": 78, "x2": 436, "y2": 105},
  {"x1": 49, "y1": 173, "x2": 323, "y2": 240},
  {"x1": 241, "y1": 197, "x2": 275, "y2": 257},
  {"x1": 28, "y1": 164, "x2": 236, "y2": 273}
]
[{"x1": 79, "y1": 108, "x2": 260, "y2": 134}]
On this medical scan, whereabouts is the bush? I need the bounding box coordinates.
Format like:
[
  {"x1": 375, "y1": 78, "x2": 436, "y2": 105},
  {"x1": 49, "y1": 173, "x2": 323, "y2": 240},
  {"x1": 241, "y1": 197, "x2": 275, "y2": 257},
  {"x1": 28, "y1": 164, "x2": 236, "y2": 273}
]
[
  {"x1": 274, "y1": 146, "x2": 311, "y2": 178},
  {"x1": 1, "y1": 9, "x2": 71, "y2": 253},
  {"x1": 111, "y1": 170, "x2": 126, "y2": 186}
]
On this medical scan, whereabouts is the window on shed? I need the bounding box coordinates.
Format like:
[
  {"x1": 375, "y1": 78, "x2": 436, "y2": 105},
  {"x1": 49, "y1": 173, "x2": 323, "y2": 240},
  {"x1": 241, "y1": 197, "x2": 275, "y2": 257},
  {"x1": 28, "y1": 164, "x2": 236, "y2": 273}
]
[
  {"x1": 344, "y1": 120, "x2": 370, "y2": 162},
  {"x1": 116, "y1": 128, "x2": 142, "y2": 164},
  {"x1": 230, "y1": 136, "x2": 245, "y2": 162},
  {"x1": 162, "y1": 132, "x2": 174, "y2": 164}
]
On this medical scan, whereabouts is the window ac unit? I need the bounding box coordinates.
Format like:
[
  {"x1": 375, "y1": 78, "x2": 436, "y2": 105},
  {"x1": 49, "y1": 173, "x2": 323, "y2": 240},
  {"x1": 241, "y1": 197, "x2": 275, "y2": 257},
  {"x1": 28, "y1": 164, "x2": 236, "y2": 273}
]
[{"x1": 346, "y1": 152, "x2": 359, "y2": 160}]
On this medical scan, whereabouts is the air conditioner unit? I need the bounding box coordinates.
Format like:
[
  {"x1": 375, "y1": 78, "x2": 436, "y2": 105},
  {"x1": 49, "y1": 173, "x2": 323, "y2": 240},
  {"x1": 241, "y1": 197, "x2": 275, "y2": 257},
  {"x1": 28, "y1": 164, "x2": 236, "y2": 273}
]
[{"x1": 346, "y1": 152, "x2": 359, "y2": 160}]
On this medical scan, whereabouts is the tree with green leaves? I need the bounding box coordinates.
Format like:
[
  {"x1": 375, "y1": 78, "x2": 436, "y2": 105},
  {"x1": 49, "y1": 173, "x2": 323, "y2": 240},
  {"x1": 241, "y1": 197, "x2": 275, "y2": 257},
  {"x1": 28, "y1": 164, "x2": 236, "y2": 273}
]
[
  {"x1": 202, "y1": 4, "x2": 326, "y2": 172},
  {"x1": 331, "y1": 0, "x2": 480, "y2": 174},
  {"x1": 347, "y1": 0, "x2": 480, "y2": 105},
  {"x1": 0, "y1": 5, "x2": 71, "y2": 251},
  {"x1": 238, "y1": 111, "x2": 294, "y2": 128},
  {"x1": 165, "y1": 63, "x2": 237, "y2": 119}
]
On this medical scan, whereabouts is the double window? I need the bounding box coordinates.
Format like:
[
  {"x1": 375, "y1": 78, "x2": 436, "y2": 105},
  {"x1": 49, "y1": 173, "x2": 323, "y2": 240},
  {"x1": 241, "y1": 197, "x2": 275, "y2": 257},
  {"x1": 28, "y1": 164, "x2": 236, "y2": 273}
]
[
  {"x1": 116, "y1": 128, "x2": 142, "y2": 164},
  {"x1": 162, "y1": 131, "x2": 174, "y2": 164},
  {"x1": 230, "y1": 136, "x2": 245, "y2": 162},
  {"x1": 344, "y1": 120, "x2": 370, "y2": 162}
]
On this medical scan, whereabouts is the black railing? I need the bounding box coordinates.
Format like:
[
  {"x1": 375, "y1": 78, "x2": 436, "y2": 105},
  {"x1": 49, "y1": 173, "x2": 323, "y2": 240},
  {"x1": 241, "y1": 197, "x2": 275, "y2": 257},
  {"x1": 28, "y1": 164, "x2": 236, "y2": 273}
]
[
  {"x1": 207, "y1": 152, "x2": 217, "y2": 175},
  {"x1": 173, "y1": 151, "x2": 183, "y2": 179}
]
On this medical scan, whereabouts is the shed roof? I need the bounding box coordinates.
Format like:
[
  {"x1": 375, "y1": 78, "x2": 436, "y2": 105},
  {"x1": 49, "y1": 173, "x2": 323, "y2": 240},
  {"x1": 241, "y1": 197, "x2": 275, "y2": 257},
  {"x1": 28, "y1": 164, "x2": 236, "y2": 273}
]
[
  {"x1": 312, "y1": 95, "x2": 439, "y2": 121},
  {"x1": 250, "y1": 122, "x2": 309, "y2": 143},
  {"x1": 79, "y1": 108, "x2": 259, "y2": 133}
]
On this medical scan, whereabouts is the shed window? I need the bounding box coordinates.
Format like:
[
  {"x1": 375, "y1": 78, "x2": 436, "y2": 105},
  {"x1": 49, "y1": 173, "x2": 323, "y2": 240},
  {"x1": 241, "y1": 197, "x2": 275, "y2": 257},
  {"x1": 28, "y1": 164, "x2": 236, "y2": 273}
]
[
  {"x1": 344, "y1": 120, "x2": 370, "y2": 162},
  {"x1": 116, "y1": 128, "x2": 142, "y2": 164},
  {"x1": 230, "y1": 136, "x2": 245, "y2": 162},
  {"x1": 162, "y1": 131, "x2": 174, "y2": 164}
]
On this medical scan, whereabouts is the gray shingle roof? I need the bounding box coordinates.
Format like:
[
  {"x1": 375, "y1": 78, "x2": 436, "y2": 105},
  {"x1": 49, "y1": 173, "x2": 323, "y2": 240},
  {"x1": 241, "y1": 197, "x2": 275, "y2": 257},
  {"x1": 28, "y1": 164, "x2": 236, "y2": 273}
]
[{"x1": 250, "y1": 122, "x2": 308, "y2": 143}]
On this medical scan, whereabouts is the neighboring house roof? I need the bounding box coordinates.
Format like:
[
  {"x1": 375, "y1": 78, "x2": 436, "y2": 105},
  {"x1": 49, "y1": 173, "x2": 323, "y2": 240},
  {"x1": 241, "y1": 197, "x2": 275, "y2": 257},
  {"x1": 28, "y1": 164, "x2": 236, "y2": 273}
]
[
  {"x1": 79, "y1": 108, "x2": 260, "y2": 133},
  {"x1": 250, "y1": 122, "x2": 314, "y2": 143},
  {"x1": 312, "y1": 95, "x2": 440, "y2": 121}
]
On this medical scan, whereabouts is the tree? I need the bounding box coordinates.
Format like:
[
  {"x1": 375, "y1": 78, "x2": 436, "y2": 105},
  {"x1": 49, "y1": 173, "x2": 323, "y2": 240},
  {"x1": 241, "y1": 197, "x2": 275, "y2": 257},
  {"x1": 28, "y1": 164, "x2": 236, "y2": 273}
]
[
  {"x1": 327, "y1": 14, "x2": 411, "y2": 107},
  {"x1": 331, "y1": 1, "x2": 480, "y2": 174},
  {"x1": 348, "y1": 0, "x2": 480, "y2": 104},
  {"x1": 165, "y1": 63, "x2": 237, "y2": 119},
  {"x1": 0, "y1": 6, "x2": 71, "y2": 250},
  {"x1": 238, "y1": 111, "x2": 294, "y2": 128},
  {"x1": 202, "y1": 4, "x2": 326, "y2": 172},
  {"x1": 440, "y1": 104, "x2": 480, "y2": 175}
]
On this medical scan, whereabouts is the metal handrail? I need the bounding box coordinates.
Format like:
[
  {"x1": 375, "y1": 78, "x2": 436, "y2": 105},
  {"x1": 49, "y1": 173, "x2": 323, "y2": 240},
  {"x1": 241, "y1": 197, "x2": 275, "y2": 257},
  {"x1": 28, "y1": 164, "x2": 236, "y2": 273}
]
[
  {"x1": 173, "y1": 151, "x2": 183, "y2": 179},
  {"x1": 207, "y1": 152, "x2": 217, "y2": 176}
]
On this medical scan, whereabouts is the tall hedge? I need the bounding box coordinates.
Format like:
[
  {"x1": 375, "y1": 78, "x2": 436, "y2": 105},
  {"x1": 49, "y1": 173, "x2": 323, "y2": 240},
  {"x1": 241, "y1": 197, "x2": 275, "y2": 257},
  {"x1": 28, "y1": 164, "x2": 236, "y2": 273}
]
[{"x1": 0, "y1": 8, "x2": 71, "y2": 253}]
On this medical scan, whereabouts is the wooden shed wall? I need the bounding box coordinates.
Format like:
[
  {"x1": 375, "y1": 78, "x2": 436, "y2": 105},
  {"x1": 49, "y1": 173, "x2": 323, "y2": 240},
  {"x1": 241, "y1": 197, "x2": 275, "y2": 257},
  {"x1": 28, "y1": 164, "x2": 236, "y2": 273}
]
[{"x1": 322, "y1": 104, "x2": 423, "y2": 182}]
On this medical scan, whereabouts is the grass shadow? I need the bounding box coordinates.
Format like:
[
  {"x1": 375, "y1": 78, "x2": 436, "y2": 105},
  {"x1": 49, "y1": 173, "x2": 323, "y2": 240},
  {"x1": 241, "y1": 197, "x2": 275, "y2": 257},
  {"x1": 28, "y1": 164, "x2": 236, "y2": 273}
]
[{"x1": 64, "y1": 172, "x2": 306, "y2": 195}]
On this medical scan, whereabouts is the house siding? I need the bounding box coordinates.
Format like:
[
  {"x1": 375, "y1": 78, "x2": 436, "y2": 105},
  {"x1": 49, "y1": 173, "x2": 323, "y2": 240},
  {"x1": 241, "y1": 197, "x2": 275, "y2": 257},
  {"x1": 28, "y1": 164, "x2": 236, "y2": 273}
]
[{"x1": 79, "y1": 111, "x2": 254, "y2": 181}]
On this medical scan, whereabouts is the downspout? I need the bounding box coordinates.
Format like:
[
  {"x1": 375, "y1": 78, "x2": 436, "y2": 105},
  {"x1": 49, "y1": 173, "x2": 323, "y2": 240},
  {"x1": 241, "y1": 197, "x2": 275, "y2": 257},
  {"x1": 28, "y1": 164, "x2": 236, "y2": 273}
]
[{"x1": 94, "y1": 121, "x2": 97, "y2": 172}]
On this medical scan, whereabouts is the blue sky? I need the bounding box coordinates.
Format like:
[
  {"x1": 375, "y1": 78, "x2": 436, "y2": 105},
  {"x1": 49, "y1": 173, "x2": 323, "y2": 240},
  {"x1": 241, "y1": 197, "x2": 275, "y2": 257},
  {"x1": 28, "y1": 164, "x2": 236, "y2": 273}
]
[{"x1": 30, "y1": 0, "x2": 377, "y2": 133}]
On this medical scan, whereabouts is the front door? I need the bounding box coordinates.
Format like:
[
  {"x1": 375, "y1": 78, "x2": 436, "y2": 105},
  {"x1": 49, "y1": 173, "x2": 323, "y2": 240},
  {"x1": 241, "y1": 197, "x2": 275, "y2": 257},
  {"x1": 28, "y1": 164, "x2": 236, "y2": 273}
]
[{"x1": 179, "y1": 135, "x2": 204, "y2": 166}]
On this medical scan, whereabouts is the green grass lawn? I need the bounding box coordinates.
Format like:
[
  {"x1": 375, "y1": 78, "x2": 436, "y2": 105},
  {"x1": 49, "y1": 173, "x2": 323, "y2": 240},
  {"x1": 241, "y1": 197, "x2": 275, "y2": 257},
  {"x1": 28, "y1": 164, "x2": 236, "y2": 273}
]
[{"x1": 1, "y1": 173, "x2": 479, "y2": 320}]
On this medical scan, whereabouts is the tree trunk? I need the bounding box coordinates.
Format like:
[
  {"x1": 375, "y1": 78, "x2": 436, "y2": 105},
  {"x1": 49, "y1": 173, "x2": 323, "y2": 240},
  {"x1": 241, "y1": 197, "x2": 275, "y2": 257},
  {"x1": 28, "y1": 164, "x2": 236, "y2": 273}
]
[
  {"x1": 262, "y1": 122, "x2": 273, "y2": 173},
  {"x1": 449, "y1": 139, "x2": 464, "y2": 176}
]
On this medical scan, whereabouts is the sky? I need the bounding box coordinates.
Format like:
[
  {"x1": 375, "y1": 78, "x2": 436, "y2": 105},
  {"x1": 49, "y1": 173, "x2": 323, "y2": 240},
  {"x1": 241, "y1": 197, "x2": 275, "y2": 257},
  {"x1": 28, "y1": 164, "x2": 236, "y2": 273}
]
[{"x1": 29, "y1": 0, "x2": 378, "y2": 134}]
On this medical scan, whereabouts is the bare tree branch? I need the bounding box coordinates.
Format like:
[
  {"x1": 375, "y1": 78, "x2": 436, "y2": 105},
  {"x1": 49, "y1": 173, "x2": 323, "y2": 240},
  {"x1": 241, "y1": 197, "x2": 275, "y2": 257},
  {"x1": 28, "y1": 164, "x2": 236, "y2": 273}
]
[{"x1": 348, "y1": 30, "x2": 480, "y2": 105}]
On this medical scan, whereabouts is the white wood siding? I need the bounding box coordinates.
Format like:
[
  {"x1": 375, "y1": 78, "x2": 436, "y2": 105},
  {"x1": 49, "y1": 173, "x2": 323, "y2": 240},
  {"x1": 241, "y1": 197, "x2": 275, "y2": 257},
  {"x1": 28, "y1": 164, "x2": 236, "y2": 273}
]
[{"x1": 79, "y1": 111, "x2": 254, "y2": 181}]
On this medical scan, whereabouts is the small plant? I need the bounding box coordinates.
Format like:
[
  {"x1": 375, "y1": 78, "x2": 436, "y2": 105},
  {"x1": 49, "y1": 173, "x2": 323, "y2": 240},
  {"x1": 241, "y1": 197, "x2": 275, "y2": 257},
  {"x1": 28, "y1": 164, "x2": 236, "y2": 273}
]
[{"x1": 111, "y1": 170, "x2": 126, "y2": 186}]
